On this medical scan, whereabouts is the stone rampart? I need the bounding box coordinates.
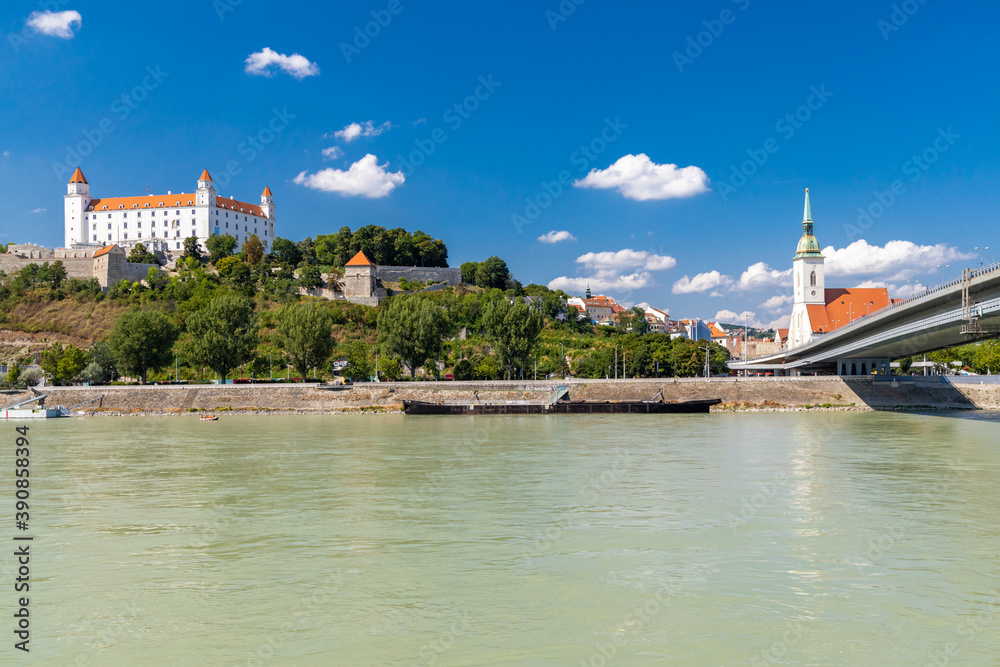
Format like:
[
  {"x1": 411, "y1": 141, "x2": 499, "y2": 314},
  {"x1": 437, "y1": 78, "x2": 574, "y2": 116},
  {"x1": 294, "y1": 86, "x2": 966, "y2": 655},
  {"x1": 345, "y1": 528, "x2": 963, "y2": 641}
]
[
  {"x1": 376, "y1": 266, "x2": 462, "y2": 285},
  {"x1": 0, "y1": 253, "x2": 95, "y2": 281}
]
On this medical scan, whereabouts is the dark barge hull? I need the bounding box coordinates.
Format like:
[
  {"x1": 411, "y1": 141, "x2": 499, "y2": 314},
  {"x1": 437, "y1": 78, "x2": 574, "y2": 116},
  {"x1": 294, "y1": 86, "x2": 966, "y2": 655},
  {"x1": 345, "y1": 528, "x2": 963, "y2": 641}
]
[{"x1": 403, "y1": 399, "x2": 721, "y2": 415}]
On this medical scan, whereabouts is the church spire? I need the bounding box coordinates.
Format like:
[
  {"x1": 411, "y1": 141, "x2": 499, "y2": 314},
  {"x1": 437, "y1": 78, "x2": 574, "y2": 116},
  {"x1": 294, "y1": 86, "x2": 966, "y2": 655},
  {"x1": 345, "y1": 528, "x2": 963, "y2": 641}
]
[{"x1": 794, "y1": 187, "x2": 823, "y2": 259}]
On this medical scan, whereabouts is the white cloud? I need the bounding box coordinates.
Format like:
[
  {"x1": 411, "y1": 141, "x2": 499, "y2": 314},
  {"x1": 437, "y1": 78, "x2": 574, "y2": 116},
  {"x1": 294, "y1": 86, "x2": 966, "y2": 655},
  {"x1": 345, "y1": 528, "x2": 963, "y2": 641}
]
[
  {"x1": 30, "y1": 208, "x2": 46, "y2": 214},
  {"x1": 410, "y1": 118, "x2": 428, "y2": 126},
  {"x1": 672, "y1": 271, "x2": 733, "y2": 295},
  {"x1": 549, "y1": 248, "x2": 677, "y2": 294},
  {"x1": 548, "y1": 273, "x2": 657, "y2": 293},
  {"x1": 244, "y1": 47, "x2": 319, "y2": 79},
  {"x1": 576, "y1": 249, "x2": 677, "y2": 272},
  {"x1": 736, "y1": 262, "x2": 792, "y2": 291},
  {"x1": 2, "y1": 151, "x2": 9, "y2": 157},
  {"x1": 538, "y1": 230, "x2": 577, "y2": 244},
  {"x1": 293, "y1": 154, "x2": 404, "y2": 198},
  {"x1": 823, "y1": 240, "x2": 973, "y2": 281},
  {"x1": 332, "y1": 121, "x2": 392, "y2": 142},
  {"x1": 713, "y1": 309, "x2": 788, "y2": 330},
  {"x1": 573, "y1": 153, "x2": 710, "y2": 201},
  {"x1": 321, "y1": 146, "x2": 344, "y2": 161},
  {"x1": 27, "y1": 10, "x2": 81, "y2": 39},
  {"x1": 760, "y1": 294, "x2": 793, "y2": 312}
]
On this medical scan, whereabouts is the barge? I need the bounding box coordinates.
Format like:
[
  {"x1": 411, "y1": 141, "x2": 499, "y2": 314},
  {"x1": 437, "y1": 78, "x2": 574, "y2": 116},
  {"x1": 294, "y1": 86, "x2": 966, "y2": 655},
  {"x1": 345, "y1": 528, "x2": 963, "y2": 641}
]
[{"x1": 403, "y1": 388, "x2": 720, "y2": 415}]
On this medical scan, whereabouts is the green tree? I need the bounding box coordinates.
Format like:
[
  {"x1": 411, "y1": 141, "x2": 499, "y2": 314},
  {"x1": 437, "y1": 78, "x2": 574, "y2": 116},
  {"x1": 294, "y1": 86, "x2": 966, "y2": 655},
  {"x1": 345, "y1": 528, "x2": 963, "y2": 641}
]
[
  {"x1": 376, "y1": 297, "x2": 451, "y2": 378},
  {"x1": 298, "y1": 266, "x2": 323, "y2": 289},
  {"x1": 5, "y1": 362, "x2": 21, "y2": 388},
  {"x1": 108, "y1": 309, "x2": 180, "y2": 383},
  {"x1": 482, "y1": 297, "x2": 544, "y2": 379},
  {"x1": 271, "y1": 237, "x2": 303, "y2": 268},
  {"x1": 183, "y1": 236, "x2": 202, "y2": 262},
  {"x1": 88, "y1": 341, "x2": 119, "y2": 383},
  {"x1": 47, "y1": 260, "x2": 68, "y2": 288},
  {"x1": 973, "y1": 340, "x2": 1000, "y2": 375},
  {"x1": 206, "y1": 233, "x2": 238, "y2": 264},
  {"x1": 274, "y1": 302, "x2": 334, "y2": 382},
  {"x1": 184, "y1": 294, "x2": 259, "y2": 382},
  {"x1": 244, "y1": 235, "x2": 264, "y2": 266},
  {"x1": 474, "y1": 256, "x2": 512, "y2": 289},
  {"x1": 215, "y1": 256, "x2": 241, "y2": 278},
  {"x1": 343, "y1": 341, "x2": 373, "y2": 382},
  {"x1": 460, "y1": 261, "x2": 479, "y2": 285},
  {"x1": 128, "y1": 243, "x2": 159, "y2": 265}
]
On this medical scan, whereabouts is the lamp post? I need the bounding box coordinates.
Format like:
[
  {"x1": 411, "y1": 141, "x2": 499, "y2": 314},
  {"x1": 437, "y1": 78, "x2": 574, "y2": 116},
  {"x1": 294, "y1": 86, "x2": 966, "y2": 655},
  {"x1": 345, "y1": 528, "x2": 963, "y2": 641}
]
[
  {"x1": 614, "y1": 345, "x2": 618, "y2": 380},
  {"x1": 975, "y1": 246, "x2": 990, "y2": 268}
]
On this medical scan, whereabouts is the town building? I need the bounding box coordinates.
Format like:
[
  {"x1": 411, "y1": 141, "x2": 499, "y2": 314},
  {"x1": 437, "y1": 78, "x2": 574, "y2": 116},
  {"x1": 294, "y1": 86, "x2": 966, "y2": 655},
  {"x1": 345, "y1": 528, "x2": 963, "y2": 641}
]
[
  {"x1": 64, "y1": 168, "x2": 275, "y2": 255},
  {"x1": 333, "y1": 250, "x2": 463, "y2": 306},
  {"x1": 786, "y1": 189, "x2": 892, "y2": 348}
]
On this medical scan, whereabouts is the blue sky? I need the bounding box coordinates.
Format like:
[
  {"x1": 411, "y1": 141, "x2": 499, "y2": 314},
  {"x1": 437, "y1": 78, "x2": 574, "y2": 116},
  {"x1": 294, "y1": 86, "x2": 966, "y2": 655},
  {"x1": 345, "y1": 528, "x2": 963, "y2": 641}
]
[{"x1": 2, "y1": 0, "x2": 998, "y2": 327}]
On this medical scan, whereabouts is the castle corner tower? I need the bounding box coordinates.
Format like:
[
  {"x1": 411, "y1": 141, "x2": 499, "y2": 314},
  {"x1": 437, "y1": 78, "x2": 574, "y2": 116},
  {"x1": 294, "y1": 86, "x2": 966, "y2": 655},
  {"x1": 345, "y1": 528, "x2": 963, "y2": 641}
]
[{"x1": 64, "y1": 167, "x2": 92, "y2": 247}]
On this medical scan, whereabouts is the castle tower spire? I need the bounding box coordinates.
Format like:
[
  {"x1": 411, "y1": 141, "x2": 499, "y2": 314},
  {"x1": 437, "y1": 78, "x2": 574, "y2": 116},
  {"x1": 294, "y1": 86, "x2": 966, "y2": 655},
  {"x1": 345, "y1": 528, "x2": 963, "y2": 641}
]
[{"x1": 794, "y1": 188, "x2": 822, "y2": 259}]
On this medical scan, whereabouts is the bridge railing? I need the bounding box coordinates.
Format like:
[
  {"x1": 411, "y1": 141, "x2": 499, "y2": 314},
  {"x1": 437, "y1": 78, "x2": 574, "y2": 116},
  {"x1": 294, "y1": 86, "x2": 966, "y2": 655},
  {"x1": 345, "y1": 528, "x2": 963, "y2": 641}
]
[{"x1": 744, "y1": 260, "x2": 1000, "y2": 363}]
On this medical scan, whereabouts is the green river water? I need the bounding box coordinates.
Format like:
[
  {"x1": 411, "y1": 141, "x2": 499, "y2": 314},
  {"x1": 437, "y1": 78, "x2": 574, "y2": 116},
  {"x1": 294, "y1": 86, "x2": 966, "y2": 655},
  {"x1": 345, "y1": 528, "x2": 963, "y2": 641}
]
[{"x1": 7, "y1": 411, "x2": 1000, "y2": 665}]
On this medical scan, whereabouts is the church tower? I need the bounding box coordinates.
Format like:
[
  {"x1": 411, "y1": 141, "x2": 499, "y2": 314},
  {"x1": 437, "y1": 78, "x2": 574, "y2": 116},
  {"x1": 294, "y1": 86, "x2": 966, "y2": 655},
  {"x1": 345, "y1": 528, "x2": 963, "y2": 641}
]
[
  {"x1": 64, "y1": 167, "x2": 92, "y2": 247},
  {"x1": 196, "y1": 169, "x2": 216, "y2": 207},
  {"x1": 788, "y1": 189, "x2": 825, "y2": 347}
]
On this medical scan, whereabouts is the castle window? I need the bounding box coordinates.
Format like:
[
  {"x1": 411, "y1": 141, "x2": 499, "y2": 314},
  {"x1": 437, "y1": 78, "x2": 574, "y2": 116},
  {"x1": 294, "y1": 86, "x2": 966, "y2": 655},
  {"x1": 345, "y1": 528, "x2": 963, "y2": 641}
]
[
  {"x1": 119, "y1": 205, "x2": 124, "y2": 209},
  {"x1": 133, "y1": 204, "x2": 138, "y2": 208}
]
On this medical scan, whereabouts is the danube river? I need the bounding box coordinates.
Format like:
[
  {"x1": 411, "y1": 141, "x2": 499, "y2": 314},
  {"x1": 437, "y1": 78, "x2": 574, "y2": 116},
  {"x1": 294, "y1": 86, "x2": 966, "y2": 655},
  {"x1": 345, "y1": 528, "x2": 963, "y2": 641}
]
[{"x1": 16, "y1": 412, "x2": 1000, "y2": 665}]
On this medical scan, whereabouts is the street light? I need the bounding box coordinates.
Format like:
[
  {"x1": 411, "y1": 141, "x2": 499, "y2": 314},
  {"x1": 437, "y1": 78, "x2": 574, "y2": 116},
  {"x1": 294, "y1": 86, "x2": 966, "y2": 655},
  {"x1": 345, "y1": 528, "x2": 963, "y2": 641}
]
[{"x1": 975, "y1": 246, "x2": 990, "y2": 267}]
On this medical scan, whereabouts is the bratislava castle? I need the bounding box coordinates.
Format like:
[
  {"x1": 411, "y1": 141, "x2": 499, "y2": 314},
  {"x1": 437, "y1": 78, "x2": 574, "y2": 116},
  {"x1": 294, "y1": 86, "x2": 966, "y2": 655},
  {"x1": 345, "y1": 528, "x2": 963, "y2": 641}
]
[{"x1": 64, "y1": 168, "x2": 275, "y2": 253}]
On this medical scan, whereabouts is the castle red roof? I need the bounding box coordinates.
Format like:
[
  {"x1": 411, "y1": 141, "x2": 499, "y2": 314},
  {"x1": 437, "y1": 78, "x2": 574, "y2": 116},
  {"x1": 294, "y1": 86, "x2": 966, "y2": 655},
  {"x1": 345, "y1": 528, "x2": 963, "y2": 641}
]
[{"x1": 346, "y1": 250, "x2": 373, "y2": 266}]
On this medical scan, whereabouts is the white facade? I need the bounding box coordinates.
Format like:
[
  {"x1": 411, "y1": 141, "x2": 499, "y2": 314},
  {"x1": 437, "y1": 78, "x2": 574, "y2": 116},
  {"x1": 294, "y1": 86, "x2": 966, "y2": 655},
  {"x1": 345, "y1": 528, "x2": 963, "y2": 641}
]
[
  {"x1": 787, "y1": 189, "x2": 825, "y2": 349},
  {"x1": 64, "y1": 168, "x2": 275, "y2": 254}
]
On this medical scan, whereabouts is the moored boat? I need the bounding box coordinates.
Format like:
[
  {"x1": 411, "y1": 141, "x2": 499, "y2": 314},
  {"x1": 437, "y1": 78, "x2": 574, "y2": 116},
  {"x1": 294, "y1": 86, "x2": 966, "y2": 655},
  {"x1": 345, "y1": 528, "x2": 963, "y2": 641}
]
[{"x1": 403, "y1": 396, "x2": 721, "y2": 415}]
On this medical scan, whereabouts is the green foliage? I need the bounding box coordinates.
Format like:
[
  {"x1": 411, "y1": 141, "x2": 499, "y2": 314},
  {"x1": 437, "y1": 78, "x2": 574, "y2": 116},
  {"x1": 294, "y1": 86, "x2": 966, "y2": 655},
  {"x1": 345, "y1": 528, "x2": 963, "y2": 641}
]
[
  {"x1": 215, "y1": 256, "x2": 241, "y2": 278},
  {"x1": 342, "y1": 341, "x2": 373, "y2": 382},
  {"x1": 108, "y1": 308, "x2": 180, "y2": 383},
  {"x1": 270, "y1": 237, "x2": 303, "y2": 268},
  {"x1": 87, "y1": 341, "x2": 118, "y2": 383},
  {"x1": 127, "y1": 243, "x2": 159, "y2": 265},
  {"x1": 274, "y1": 301, "x2": 334, "y2": 382},
  {"x1": 206, "y1": 233, "x2": 238, "y2": 263},
  {"x1": 472, "y1": 257, "x2": 514, "y2": 290},
  {"x1": 482, "y1": 297, "x2": 544, "y2": 379},
  {"x1": 314, "y1": 225, "x2": 449, "y2": 267},
  {"x1": 297, "y1": 266, "x2": 323, "y2": 289},
  {"x1": 5, "y1": 362, "x2": 21, "y2": 387},
  {"x1": 376, "y1": 296, "x2": 451, "y2": 378},
  {"x1": 183, "y1": 236, "x2": 202, "y2": 262},
  {"x1": 378, "y1": 355, "x2": 402, "y2": 381},
  {"x1": 183, "y1": 293, "x2": 259, "y2": 381}
]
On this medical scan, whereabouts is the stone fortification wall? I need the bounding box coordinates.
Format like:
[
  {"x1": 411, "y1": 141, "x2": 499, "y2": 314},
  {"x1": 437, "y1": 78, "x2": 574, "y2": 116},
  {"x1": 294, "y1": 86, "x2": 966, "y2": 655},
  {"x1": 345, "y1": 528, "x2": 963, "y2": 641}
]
[
  {"x1": 0, "y1": 253, "x2": 95, "y2": 281},
  {"x1": 376, "y1": 266, "x2": 462, "y2": 285},
  {"x1": 9, "y1": 376, "x2": 1000, "y2": 416}
]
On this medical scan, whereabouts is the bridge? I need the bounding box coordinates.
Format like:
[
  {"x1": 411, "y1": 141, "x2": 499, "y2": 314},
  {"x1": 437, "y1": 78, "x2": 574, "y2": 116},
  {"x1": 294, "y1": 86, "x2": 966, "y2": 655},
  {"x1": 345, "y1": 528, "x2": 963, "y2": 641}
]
[{"x1": 730, "y1": 261, "x2": 1000, "y2": 376}]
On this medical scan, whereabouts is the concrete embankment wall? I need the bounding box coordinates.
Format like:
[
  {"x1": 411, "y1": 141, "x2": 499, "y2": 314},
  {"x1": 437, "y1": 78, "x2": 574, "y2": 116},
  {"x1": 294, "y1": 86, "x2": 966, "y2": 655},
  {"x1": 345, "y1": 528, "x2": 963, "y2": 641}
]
[{"x1": 3, "y1": 377, "x2": 999, "y2": 416}]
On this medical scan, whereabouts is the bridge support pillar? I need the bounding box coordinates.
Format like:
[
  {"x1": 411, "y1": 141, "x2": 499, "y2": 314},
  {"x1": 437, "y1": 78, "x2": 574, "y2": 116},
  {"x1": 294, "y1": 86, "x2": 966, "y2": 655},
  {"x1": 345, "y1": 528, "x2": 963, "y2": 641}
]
[{"x1": 837, "y1": 357, "x2": 891, "y2": 377}]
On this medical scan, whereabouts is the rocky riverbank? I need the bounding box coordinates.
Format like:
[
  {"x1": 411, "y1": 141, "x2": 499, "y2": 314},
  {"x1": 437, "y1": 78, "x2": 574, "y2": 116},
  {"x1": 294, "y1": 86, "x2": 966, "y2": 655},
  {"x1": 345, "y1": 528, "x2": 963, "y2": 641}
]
[{"x1": 4, "y1": 377, "x2": 999, "y2": 417}]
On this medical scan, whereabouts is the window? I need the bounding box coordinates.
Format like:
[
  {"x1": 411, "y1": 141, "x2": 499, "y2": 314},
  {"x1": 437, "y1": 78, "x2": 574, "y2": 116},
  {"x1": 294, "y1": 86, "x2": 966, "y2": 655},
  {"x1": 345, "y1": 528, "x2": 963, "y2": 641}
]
[
  {"x1": 810, "y1": 270, "x2": 816, "y2": 287},
  {"x1": 137, "y1": 211, "x2": 142, "y2": 217},
  {"x1": 124, "y1": 223, "x2": 128, "y2": 229},
  {"x1": 108, "y1": 234, "x2": 112, "y2": 241},
  {"x1": 93, "y1": 235, "x2": 97, "y2": 241},
  {"x1": 191, "y1": 209, "x2": 196, "y2": 213},
  {"x1": 176, "y1": 210, "x2": 180, "y2": 214},
  {"x1": 225, "y1": 222, "x2": 229, "y2": 228},
  {"x1": 177, "y1": 242, "x2": 181, "y2": 249},
  {"x1": 108, "y1": 223, "x2": 112, "y2": 229}
]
